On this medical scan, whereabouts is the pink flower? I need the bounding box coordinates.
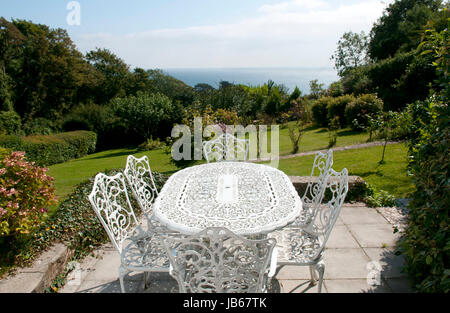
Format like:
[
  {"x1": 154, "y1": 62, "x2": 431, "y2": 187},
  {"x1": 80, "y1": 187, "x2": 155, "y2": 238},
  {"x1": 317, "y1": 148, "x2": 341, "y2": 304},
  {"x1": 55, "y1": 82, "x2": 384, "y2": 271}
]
[
  {"x1": 6, "y1": 188, "x2": 16, "y2": 197},
  {"x1": 0, "y1": 207, "x2": 6, "y2": 216},
  {"x1": 0, "y1": 168, "x2": 5, "y2": 175},
  {"x1": 11, "y1": 151, "x2": 25, "y2": 158},
  {"x1": 40, "y1": 208, "x2": 47, "y2": 213}
]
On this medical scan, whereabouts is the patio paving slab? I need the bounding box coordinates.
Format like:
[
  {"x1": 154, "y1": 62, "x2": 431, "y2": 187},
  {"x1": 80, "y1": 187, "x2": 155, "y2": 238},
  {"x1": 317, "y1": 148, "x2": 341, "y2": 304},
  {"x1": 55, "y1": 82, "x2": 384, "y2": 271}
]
[
  {"x1": 278, "y1": 279, "x2": 325, "y2": 293},
  {"x1": 347, "y1": 224, "x2": 400, "y2": 248},
  {"x1": 324, "y1": 279, "x2": 392, "y2": 293},
  {"x1": 58, "y1": 203, "x2": 411, "y2": 293},
  {"x1": 363, "y1": 248, "x2": 407, "y2": 278},
  {"x1": 322, "y1": 248, "x2": 371, "y2": 279},
  {"x1": 326, "y1": 225, "x2": 360, "y2": 249},
  {"x1": 339, "y1": 206, "x2": 389, "y2": 225}
]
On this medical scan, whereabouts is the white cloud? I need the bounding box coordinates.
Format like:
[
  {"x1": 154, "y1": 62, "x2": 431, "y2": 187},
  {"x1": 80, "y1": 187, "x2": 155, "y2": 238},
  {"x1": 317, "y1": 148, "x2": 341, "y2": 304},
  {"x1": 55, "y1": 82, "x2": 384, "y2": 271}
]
[
  {"x1": 74, "y1": 0, "x2": 392, "y2": 69},
  {"x1": 258, "y1": 0, "x2": 329, "y2": 14}
]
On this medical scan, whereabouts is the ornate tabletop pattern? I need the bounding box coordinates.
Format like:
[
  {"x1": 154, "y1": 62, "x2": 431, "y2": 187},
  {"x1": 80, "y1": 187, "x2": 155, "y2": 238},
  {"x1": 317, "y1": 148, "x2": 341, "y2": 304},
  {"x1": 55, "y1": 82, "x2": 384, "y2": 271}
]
[{"x1": 153, "y1": 162, "x2": 302, "y2": 235}]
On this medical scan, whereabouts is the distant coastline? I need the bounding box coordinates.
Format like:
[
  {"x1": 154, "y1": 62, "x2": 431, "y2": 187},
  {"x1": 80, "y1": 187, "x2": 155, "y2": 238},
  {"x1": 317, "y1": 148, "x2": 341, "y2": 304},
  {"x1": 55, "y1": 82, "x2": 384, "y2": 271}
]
[{"x1": 163, "y1": 67, "x2": 338, "y2": 94}]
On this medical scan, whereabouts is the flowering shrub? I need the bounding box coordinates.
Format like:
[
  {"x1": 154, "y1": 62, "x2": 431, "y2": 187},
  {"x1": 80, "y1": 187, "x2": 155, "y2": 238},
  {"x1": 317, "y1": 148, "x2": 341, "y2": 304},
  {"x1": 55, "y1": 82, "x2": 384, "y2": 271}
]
[{"x1": 0, "y1": 151, "x2": 57, "y2": 236}]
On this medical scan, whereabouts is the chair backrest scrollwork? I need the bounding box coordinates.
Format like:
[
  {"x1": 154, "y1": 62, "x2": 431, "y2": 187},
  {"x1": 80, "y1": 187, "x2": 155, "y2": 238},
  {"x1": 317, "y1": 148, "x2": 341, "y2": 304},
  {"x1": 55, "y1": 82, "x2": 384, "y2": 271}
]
[
  {"x1": 124, "y1": 155, "x2": 159, "y2": 215},
  {"x1": 304, "y1": 168, "x2": 348, "y2": 259},
  {"x1": 163, "y1": 227, "x2": 276, "y2": 293},
  {"x1": 302, "y1": 150, "x2": 333, "y2": 208},
  {"x1": 89, "y1": 172, "x2": 139, "y2": 253},
  {"x1": 203, "y1": 133, "x2": 249, "y2": 163}
]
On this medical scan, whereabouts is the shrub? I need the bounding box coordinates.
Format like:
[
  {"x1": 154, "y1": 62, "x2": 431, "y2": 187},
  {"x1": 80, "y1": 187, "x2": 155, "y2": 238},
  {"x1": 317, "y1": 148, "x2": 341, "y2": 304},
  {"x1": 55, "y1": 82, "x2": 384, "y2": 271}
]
[
  {"x1": 137, "y1": 137, "x2": 166, "y2": 151},
  {"x1": 213, "y1": 108, "x2": 241, "y2": 125},
  {"x1": 0, "y1": 151, "x2": 57, "y2": 237},
  {"x1": 62, "y1": 103, "x2": 122, "y2": 150},
  {"x1": 364, "y1": 186, "x2": 397, "y2": 208},
  {"x1": 398, "y1": 22, "x2": 449, "y2": 292},
  {"x1": 1, "y1": 168, "x2": 168, "y2": 274},
  {"x1": 341, "y1": 66, "x2": 372, "y2": 95},
  {"x1": 311, "y1": 96, "x2": 334, "y2": 127},
  {"x1": 0, "y1": 111, "x2": 21, "y2": 135},
  {"x1": 327, "y1": 116, "x2": 340, "y2": 148},
  {"x1": 399, "y1": 98, "x2": 449, "y2": 292},
  {"x1": 327, "y1": 81, "x2": 344, "y2": 97},
  {"x1": 327, "y1": 94, "x2": 355, "y2": 127},
  {"x1": 111, "y1": 92, "x2": 178, "y2": 144},
  {"x1": 0, "y1": 147, "x2": 11, "y2": 160},
  {"x1": 345, "y1": 94, "x2": 383, "y2": 131},
  {"x1": 22, "y1": 117, "x2": 56, "y2": 135},
  {"x1": 0, "y1": 131, "x2": 97, "y2": 166}
]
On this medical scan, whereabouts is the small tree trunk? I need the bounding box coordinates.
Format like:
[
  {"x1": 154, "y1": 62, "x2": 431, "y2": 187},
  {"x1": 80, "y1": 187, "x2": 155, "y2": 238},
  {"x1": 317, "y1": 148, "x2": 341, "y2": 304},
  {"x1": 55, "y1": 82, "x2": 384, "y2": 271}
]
[{"x1": 380, "y1": 138, "x2": 387, "y2": 164}]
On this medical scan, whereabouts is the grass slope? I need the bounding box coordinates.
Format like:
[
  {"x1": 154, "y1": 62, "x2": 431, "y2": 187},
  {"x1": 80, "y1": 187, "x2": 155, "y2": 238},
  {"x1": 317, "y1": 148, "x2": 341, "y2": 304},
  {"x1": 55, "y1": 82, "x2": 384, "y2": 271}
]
[{"x1": 268, "y1": 143, "x2": 414, "y2": 198}]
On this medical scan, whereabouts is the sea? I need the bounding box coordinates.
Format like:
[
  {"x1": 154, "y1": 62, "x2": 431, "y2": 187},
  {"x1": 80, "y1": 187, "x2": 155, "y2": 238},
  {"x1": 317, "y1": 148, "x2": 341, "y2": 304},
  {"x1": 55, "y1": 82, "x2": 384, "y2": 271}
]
[{"x1": 163, "y1": 67, "x2": 339, "y2": 94}]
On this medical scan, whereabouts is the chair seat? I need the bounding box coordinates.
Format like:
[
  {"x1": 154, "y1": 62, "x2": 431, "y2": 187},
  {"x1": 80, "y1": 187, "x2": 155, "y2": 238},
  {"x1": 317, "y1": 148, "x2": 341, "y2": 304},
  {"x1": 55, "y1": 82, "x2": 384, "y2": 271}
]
[
  {"x1": 269, "y1": 229, "x2": 322, "y2": 265},
  {"x1": 121, "y1": 234, "x2": 171, "y2": 271},
  {"x1": 288, "y1": 205, "x2": 314, "y2": 228},
  {"x1": 146, "y1": 214, "x2": 179, "y2": 234}
]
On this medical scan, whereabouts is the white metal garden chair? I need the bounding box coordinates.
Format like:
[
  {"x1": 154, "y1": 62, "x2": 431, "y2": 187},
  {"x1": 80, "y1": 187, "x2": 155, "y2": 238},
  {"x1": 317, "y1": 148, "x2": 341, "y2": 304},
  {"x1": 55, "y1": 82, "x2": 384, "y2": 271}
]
[
  {"x1": 271, "y1": 168, "x2": 348, "y2": 293},
  {"x1": 124, "y1": 155, "x2": 175, "y2": 234},
  {"x1": 88, "y1": 172, "x2": 170, "y2": 293},
  {"x1": 289, "y1": 149, "x2": 334, "y2": 228},
  {"x1": 162, "y1": 227, "x2": 278, "y2": 293},
  {"x1": 203, "y1": 133, "x2": 249, "y2": 163}
]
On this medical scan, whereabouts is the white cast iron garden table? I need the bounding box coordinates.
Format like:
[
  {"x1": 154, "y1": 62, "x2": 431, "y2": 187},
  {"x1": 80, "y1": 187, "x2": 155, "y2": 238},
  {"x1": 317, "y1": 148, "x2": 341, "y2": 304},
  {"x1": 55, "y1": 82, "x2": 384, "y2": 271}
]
[{"x1": 153, "y1": 162, "x2": 302, "y2": 236}]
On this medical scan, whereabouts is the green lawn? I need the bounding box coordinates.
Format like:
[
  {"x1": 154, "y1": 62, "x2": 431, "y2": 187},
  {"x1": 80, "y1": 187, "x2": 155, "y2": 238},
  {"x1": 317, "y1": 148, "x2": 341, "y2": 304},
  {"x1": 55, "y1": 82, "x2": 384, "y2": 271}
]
[
  {"x1": 47, "y1": 148, "x2": 181, "y2": 200},
  {"x1": 264, "y1": 143, "x2": 414, "y2": 198},
  {"x1": 48, "y1": 126, "x2": 409, "y2": 202},
  {"x1": 266, "y1": 124, "x2": 370, "y2": 156}
]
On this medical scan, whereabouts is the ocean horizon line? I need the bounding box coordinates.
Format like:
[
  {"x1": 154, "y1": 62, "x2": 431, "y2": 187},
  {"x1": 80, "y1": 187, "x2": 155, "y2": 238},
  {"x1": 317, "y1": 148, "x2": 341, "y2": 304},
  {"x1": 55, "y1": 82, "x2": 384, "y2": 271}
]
[{"x1": 161, "y1": 67, "x2": 339, "y2": 93}]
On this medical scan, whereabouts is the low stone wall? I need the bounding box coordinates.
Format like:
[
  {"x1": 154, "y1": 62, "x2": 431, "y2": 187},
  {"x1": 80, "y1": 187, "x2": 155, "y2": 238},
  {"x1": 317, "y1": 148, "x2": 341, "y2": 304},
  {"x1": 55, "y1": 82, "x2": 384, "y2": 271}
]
[
  {"x1": 0, "y1": 243, "x2": 74, "y2": 293},
  {"x1": 289, "y1": 176, "x2": 367, "y2": 202}
]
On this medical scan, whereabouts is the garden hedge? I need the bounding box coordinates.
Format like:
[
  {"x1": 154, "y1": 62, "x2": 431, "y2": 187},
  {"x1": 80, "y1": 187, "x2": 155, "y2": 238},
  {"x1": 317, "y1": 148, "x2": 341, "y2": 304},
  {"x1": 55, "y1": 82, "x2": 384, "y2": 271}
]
[{"x1": 0, "y1": 131, "x2": 97, "y2": 166}]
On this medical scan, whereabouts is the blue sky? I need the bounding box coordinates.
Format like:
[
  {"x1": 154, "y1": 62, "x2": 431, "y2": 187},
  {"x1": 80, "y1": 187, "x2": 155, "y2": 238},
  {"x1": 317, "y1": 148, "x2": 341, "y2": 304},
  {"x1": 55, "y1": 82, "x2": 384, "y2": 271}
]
[{"x1": 0, "y1": 0, "x2": 393, "y2": 69}]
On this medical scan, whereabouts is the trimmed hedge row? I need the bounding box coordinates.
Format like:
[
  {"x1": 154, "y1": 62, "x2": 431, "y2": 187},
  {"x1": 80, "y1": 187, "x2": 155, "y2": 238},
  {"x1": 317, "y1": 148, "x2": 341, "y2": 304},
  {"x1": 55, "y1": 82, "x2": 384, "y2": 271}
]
[
  {"x1": 311, "y1": 93, "x2": 383, "y2": 130},
  {"x1": 0, "y1": 131, "x2": 97, "y2": 166}
]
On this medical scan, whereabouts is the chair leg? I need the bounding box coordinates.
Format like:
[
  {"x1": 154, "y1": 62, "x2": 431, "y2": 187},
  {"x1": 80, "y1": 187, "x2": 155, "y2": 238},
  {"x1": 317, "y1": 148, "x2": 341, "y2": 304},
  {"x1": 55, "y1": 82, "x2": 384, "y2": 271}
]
[
  {"x1": 309, "y1": 265, "x2": 318, "y2": 284},
  {"x1": 119, "y1": 265, "x2": 130, "y2": 293},
  {"x1": 144, "y1": 271, "x2": 151, "y2": 289},
  {"x1": 315, "y1": 261, "x2": 325, "y2": 293}
]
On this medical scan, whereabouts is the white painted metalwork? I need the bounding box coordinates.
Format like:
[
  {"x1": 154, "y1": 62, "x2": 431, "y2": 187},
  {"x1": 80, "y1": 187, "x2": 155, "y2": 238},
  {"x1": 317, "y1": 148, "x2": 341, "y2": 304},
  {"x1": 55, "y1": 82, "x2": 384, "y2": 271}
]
[
  {"x1": 290, "y1": 149, "x2": 334, "y2": 228},
  {"x1": 153, "y1": 162, "x2": 302, "y2": 236},
  {"x1": 203, "y1": 133, "x2": 249, "y2": 163},
  {"x1": 124, "y1": 155, "x2": 175, "y2": 234},
  {"x1": 163, "y1": 227, "x2": 278, "y2": 293},
  {"x1": 88, "y1": 172, "x2": 170, "y2": 293},
  {"x1": 270, "y1": 168, "x2": 348, "y2": 293}
]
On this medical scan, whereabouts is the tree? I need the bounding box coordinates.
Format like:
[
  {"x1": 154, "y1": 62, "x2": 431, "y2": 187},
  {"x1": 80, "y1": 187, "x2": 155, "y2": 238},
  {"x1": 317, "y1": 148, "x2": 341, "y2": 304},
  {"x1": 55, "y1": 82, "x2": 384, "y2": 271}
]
[
  {"x1": 287, "y1": 99, "x2": 311, "y2": 154},
  {"x1": 110, "y1": 92, "x2": 175, "y2": 142},
  {"x1": 331, "y1": 31, "x2": 369, "y2": 77},
  {"x1": 148, "y1": 69, "x2": 195, "y2": 106},
  {"x1": 125, "y1": 67, "x2": 153, "y2": 96},
  {"x1": 8, "y1": 20, "x2": 87, "y2": 123},
  {"x1": 309, "y1": 79, "x2": 325, "y2": 99},
  {"x1": 368, "y1": 0, "x2": 443, "y2": 61},
  {"x1": 0, "y1": 18, "x2": 24, "y2": 111},
  {"x1": 85, "y1": 48, "x2": 130, "y2": 104},
  {"x1": 194, "y1": 83, "x2": 215, "y2": 93}
]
